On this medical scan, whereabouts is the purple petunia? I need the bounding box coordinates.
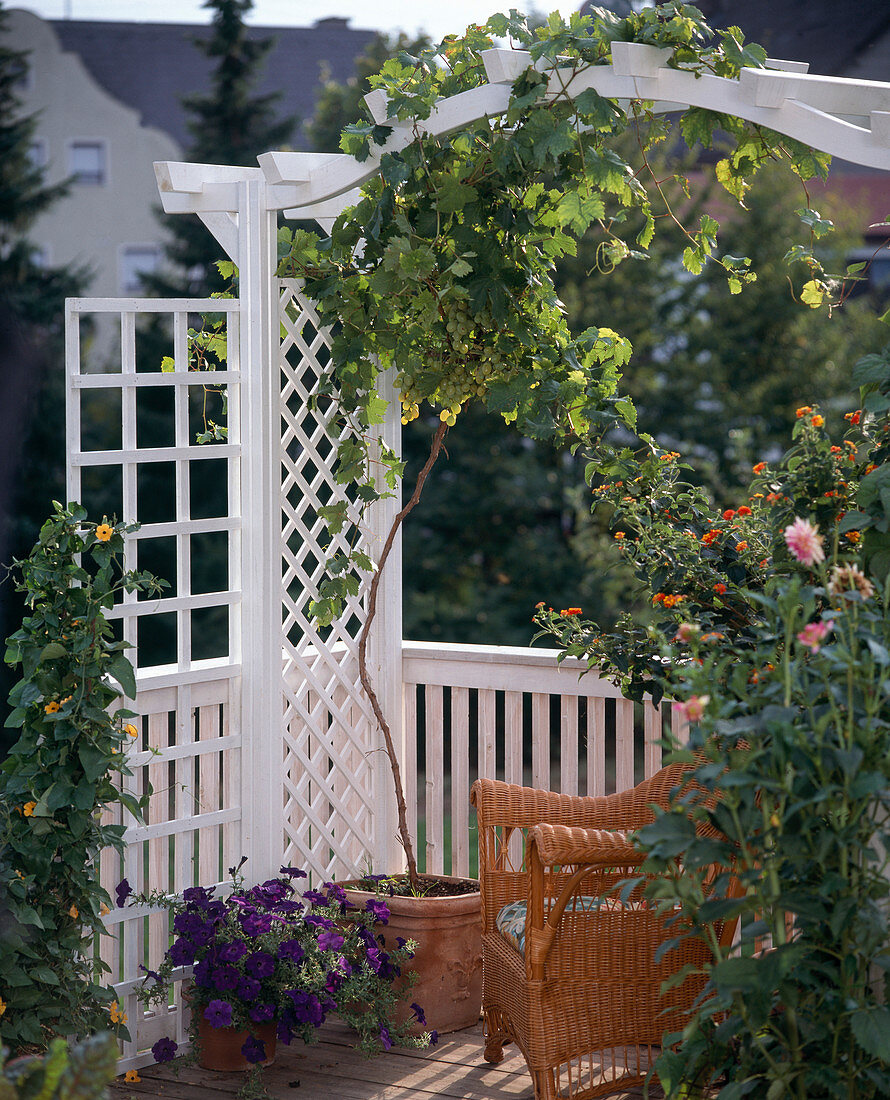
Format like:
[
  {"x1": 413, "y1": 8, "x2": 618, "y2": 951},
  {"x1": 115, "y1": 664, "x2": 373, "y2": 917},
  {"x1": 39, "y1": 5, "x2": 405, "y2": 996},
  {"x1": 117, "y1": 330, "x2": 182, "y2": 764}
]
[
  {"x1": 151, "y1": 1036, "x2": 178, "y2": 1063},
  {"x1": 303, "y1": 914, "x2": 334, "y2": 931},
  {"x1": 182, "y1": 885, "x2": 212, "y2": 904},
  {"x1": 173, "y1": 912, "x2": 206, "y2": 937},
  {"x1": 241, "y1": 1035, "x2": 266, "y2": 1064},
  {"x1": 379, "y1": 1023, "x2": 392, "y2": 1051},
  {"x1": 286, "y1": 990, "x2": 326, "y2": 1027},
  {"x1": 365, "y1": 946, "x2": 383, "y2": 974},
  {"x1": 168, "y1": 938, "x2": 195, "y2": 966},
  {"x1": 278, "y1": 939, "x2": 304, "y2": 963},
  {"x1": 280, "y1": 866, "x2": 307, "y2": 879},
  {"x1": 218, "y1": 940, "x2": 248, "y2": 963},
  {"x1": 410, "y1": 1002, "x2": 427, "y2": 1026},
  {"x1": 211, "y1": 965, "x2": 240, "y2": 992},
  {"x1": 239, "y1": 911, "x2": 273, "y2": 936},
  {"x1": 317, "y1": 931, "x2": 345, "y2": 952},
  {"x1": 193, "y1": 959, "x2": 214, "y2": 987},
  {"x1": 115, "y1": 879, "x2": 132, "y2": 908},
  {"x1": 429, "y1": 1030, "x2": 439, "y2": 1046},
  {"x1": 277, "y1": 1019, "x2": 294, "y2": 1045},
  {"x1": 248, "y1": 1003, "x2": 276, "y2": 1023},
  {"x1": 204, "y1": 999, "x2": 233, "y2": 1028},
  {"x1": 245, "y1": 951, "x2": 275, "y2": 978},
  {"x1": 237, "y1": 976, "x2": 261, "y2": 1002},
  {"x1": 365, "y1": 898, "x2": 390, "y2": 923},
  {"x1": 323, "y1": 882, "x2": 348, "y2": 905},
  {"x1": 302, "y1": 888, "x2": 329, "y2": 907}
]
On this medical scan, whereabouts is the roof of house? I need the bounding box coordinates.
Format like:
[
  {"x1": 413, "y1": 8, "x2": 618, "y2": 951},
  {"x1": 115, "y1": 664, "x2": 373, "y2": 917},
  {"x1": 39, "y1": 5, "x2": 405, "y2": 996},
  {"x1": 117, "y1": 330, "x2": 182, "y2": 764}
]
[
  {"x1": 50, "y1": 16, "x2": 378, "y2": 150},
  {"x1": 694, "y1": 0, "x2": 890, "y2": 77}
]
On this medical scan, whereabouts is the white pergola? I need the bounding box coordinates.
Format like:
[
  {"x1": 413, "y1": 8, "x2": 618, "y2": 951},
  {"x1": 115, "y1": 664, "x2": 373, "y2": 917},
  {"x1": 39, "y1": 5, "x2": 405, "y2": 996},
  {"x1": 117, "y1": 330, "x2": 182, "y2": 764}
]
[{"x1": 65, "y1": 42, "x2": 890, "y2": 1070}]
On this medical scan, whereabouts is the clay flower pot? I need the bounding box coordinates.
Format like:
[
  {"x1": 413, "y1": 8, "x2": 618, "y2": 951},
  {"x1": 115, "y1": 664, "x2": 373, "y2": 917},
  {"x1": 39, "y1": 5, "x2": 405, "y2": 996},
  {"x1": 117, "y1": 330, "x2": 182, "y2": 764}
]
[
  {"x1": 185, "y1": 988, "x2": 277, "y2": 1071},
  {"x1": 194, "y1": 1014, "x2": 278, "y2": 1071},
  {"x1": 341, "y1": 876, "x2": 482, "y2": 1034}
]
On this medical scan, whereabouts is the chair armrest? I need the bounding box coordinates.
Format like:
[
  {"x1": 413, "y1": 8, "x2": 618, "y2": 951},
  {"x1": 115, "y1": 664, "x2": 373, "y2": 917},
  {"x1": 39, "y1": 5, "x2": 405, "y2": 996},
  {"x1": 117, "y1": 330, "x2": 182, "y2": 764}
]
[
  {"x1": 527, "y1": 823, "x2": 643, "y2": 868},
  {"x1": 524, "y1": 824, "x2": 645, "y2": 979}
]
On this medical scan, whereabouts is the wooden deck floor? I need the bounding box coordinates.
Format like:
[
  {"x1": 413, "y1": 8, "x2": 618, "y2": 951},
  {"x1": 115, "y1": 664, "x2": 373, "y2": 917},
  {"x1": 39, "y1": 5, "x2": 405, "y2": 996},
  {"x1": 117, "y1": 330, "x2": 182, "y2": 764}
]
[{"x1": 110, "y1": 1021, "x2": 661, "y2": 1100}]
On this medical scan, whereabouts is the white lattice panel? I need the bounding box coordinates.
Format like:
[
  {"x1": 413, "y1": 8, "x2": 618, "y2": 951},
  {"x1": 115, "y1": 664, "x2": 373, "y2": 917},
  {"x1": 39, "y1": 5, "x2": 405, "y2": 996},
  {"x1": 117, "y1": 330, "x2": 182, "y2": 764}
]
[
  {"x1": 65, "y1": 297, "x2": 244, "y2": 1070},
  {"x1": 278, "y1": 281, "x2": 382, "y2": 880}
]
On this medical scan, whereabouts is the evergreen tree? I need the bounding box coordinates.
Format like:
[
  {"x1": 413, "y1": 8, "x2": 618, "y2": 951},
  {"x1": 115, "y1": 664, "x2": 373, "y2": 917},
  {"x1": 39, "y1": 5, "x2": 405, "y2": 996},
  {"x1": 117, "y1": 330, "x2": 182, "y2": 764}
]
[
  {"x1": 307, "y1": 31, "x2": 431, "y2": 155},
  {"x1": 146, "y1": 0, "x2": 296, "y2": 298},
  {"x1": 0, "y1": 0, "x2": 84, "y2": 752}
]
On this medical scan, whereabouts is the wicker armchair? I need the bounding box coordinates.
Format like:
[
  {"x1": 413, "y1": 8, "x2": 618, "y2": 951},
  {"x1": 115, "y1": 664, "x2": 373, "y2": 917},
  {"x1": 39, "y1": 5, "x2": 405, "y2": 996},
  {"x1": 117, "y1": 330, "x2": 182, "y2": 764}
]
[{"x1": 470, "y1": 763, "x2": 738, "y2": 1100}]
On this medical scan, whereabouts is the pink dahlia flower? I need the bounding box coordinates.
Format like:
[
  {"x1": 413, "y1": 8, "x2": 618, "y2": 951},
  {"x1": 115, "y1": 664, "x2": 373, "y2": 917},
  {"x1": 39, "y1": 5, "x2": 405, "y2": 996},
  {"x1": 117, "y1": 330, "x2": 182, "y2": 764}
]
[
  {"x1": 784, "y1": 517, "x2": 825, "y2": 567},
  {"x1": 797, "y1": 620, "x2": 833, "y2": 653},
  {"x1": 672, "y1": 695, "x2": 709, "y2": 723}
]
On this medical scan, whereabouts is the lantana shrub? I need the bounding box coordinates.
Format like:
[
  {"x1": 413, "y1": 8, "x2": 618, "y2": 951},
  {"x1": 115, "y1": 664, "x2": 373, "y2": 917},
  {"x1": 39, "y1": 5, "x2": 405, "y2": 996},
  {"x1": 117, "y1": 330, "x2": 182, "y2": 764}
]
[
  {"x1": 128, "y1": 861, "x2": 434, "y2": 1068},
  {"x1": 0, "y1": 504, "x2": 163, "y2": 1051},
  {"x1": 536, "y1": 339, "x2": 890, "y2": 1095}
]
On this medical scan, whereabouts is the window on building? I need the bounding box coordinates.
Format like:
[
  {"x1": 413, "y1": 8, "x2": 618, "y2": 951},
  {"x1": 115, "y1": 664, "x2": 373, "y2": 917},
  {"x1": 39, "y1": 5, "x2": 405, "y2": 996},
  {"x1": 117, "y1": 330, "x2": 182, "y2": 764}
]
[
  {"x1": 120, "y1": 245, "x2": 161, "y2": 294},
  {"x1": 69, "y1": 141, "x2": 106, "y2": 185},
  {"x1": 28, "y1": 140, "x2": 47, "y2": 169}
]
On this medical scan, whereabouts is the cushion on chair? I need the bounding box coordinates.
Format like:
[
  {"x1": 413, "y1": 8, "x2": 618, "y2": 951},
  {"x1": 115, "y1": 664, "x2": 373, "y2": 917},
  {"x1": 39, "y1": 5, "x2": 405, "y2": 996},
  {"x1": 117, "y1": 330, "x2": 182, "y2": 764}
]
[{"x1": 495, "y1": 896, "x2": 646, "y2": 956}]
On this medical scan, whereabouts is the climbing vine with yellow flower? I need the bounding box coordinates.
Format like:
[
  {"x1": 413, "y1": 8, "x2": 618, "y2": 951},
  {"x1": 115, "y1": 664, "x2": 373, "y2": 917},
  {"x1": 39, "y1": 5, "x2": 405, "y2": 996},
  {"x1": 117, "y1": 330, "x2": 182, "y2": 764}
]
[{"x1": 0, "y1": 502, "x2": 165, "y2": 1051}]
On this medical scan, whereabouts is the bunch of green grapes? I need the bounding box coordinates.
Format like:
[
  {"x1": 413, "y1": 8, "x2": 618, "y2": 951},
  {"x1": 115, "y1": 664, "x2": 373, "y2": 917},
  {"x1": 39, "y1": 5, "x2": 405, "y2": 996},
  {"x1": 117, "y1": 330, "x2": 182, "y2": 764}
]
[{"x1": 395, "y1": 295, "x2": 522, "y2": 426}]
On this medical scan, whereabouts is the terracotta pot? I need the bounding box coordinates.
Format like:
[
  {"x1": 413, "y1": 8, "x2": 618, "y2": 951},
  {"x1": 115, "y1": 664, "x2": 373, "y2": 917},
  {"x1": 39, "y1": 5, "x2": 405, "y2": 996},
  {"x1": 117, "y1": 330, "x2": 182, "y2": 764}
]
[
  {"x1": 341, "y1": 875, "x2": 482, "y2": 1034},
  {"x1": 187, "y1": 990, "x2": 277, "y2": 1071}
]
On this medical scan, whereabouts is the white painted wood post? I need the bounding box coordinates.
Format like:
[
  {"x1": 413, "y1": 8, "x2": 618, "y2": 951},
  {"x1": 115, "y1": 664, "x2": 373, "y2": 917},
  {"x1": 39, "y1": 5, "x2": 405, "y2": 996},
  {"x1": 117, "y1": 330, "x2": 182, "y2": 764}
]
[
  {"x1": 238, "y1": 176, "x2": 284, "y2": 882},
  {"x1": 365, "y1": 366, "x2": 404, "y2": 874}
]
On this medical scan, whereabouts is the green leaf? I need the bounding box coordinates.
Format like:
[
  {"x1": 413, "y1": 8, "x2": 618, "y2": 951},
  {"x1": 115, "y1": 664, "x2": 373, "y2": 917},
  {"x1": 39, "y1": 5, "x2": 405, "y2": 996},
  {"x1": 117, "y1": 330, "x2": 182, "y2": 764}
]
[
  {"x1": 800, "y1": 279, "x2": 825, "y2": 308},
  {"x1": 436, "y1": 174, "x2": 477, "y2": 214},
  {"x1": 78, "y1": 742, "x2": 107, "y2": 783},
  {"x1": 40, "y1": 642, "x2": 67, "y2": 661},
  {"x1": 851, "y1": 1007, "x2": 890, "y2": 1060},
  {"x1": 556, "y1": 189, "x2": 605, "y2": 236},
  {"x1": 107, "y1": 654, "x2": 136, "y2": 699}
]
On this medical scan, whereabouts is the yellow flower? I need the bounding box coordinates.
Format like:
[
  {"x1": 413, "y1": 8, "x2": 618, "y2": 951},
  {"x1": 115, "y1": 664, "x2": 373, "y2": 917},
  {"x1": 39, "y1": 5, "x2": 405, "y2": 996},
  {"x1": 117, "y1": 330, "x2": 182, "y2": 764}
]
[
  {"x1": 109, "y1": 1001, "x2": 127, "y2": 1026},
  {"x1": 23, "y1": 801, "x2": 37, "y2": 817},
  {"x1": 124, "y1": 723, "x2": 139, "y2": 739},
  {"x1": 124, "y1": 1070, "x2": 141, "y2": 1083},
  {"x1": 0, "y1": 996, "x2": 6, "y2": 1017},
  {"x1": 68, "y1": 905, "x2": 79, "y2": 919},
  {"x1": 100, "y1": 903, "x2": 110, "y2": 916},
  {"x1": 95, "y1": 524, "x2": 113, "y2": 542},
  {"x1": 769, "y1": 812, "x2": 781, "y2": 828},
  {"x1": 44, "y1": 701, "x2": 61, "y2": 714}
]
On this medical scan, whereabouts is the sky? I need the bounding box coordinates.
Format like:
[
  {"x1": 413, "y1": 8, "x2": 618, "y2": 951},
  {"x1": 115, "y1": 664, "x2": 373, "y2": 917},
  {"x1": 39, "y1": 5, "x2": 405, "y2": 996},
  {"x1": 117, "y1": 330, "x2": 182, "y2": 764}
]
[{"x1": 17, "y1": 0, "x2": 581, "y2": 43}]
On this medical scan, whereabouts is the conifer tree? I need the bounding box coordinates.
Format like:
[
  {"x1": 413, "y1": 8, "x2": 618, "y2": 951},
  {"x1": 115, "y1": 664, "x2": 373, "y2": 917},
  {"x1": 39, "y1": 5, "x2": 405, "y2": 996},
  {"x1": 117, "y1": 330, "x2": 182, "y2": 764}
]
[
  {"x1": 0, "y1": 0, "x2": 83, "y2": 750},
  {"x1": 146, "y1": 0, "x2": 296, "y2": 298}
]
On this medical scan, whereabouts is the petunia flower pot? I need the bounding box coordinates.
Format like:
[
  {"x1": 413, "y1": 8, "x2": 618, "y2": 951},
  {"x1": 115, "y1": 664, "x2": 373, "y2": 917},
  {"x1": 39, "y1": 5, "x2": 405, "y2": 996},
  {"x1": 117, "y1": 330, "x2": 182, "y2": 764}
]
[
  {"x1": 184, "y1": 988, "x2": 277, "y2": 1071},
  {"x1": 194, "y1": 1015, "x2": 278, "y2": 1071},
  {"x1": 341, "y1": 875, "x2": 482, "y2": 1034}
]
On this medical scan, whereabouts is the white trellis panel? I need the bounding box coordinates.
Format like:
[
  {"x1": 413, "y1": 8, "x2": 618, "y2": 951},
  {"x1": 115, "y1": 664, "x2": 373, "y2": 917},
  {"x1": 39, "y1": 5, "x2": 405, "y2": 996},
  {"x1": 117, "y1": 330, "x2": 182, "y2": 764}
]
[
  {"x1": 65, "y1": 297, "x2": 244, "y2": 1071},
  {"x1": 278, "y1": 280, "x2": 402, "y2": 882}
]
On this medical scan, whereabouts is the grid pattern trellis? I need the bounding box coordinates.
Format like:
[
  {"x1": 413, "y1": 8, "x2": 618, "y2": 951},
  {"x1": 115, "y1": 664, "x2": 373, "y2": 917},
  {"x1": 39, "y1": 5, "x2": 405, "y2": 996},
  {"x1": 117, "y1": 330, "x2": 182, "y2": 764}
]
[
  {"x1": 65, "y1": 297, "x2": 244, "y2": 1072},
  {"x1": 278, "y1": 280, "x2": 382, "y2": 880}
]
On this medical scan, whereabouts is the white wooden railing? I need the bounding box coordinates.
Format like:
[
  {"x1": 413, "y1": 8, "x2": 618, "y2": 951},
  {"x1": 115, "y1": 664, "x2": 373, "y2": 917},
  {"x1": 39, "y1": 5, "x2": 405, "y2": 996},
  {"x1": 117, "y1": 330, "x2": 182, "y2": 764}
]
[{"x1": 402, "y1": 641, "x2": 685, "y2": 879}]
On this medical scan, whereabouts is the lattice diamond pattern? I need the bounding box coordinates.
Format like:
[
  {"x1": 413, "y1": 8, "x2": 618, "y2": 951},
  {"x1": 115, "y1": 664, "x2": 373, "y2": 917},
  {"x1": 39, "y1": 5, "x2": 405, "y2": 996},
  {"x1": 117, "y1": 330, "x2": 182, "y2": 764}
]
[{"x1": 278, "y1": 281, "x2": 376, "y2": 879}]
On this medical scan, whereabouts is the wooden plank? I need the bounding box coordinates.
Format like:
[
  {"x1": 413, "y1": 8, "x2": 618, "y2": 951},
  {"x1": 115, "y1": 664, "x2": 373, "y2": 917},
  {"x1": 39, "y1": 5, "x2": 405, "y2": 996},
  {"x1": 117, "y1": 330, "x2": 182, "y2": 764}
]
[
  {"x1": 560, "y1": 694, "x2": 578, "y2": 795},
  {"x1": 586, "y1": 697, "x2": 606, "y2": 798},
  {"x1": 425, "y1": 685, "x2": 444, "y2": 876},
  {"x1": 615, "y1": 699, "x2": 635, "y2": 794},
  {"x1": 450, "y1": 687, "x2": 470, "y2": 879},
  {"x1": 504, "y1": 691, "x2": 523, "y2": 788},
  {"x1": 111, "y1": 1022, "x2": 661, "y2": 1099},
  {"x1": 672, "y1": 704, "x2": 690, "y2": 747},
  {"x1": 478, "y1": 689, "x2": 496, "y2": 781},
  {"x1": 503, "y1": 689, "x2": 524, "y2": 871},
  {"x1": 198, "y1": 704, "x2": 221, "y2": 884},
  {"x1": 403, "y1": 684, "x2": 418, "y2": 853},
  {"x1": 643, "y1": 702, "x2": 663, "y2": 780},
  {"x1": 531, "y1": 693, "x2": 549, "y2": 790},
  {"x1": 147, "y1": 711, "x2": 169, "y2": 990}
]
